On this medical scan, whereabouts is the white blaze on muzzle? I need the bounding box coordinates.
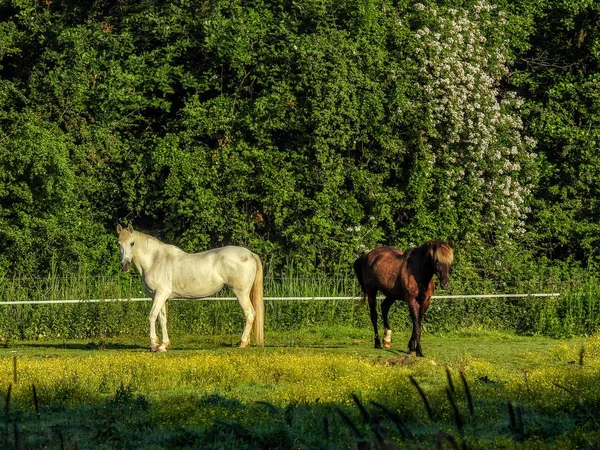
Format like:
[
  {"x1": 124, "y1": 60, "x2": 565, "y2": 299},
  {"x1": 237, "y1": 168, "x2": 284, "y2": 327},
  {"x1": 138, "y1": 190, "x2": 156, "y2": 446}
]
[
  {"x1": 118, "y1": 236, "x2": 135, "y2": 272},
  {"x1": 120, "y1": 259, "x2": 131, "y2": 272}
]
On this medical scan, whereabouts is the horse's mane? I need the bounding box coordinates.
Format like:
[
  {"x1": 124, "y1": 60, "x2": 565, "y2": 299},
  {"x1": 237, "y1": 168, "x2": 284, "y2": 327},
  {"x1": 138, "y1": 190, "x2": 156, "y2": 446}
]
[
  {"x1": 426, "y1": 240, "x2": 454, "y2": 265},
  {"x1": 406, "y1": 240, "x2": 453, "y2": 267},
  {"x1": 133, "y1": 230, "x2": 166, "y2": 248}
]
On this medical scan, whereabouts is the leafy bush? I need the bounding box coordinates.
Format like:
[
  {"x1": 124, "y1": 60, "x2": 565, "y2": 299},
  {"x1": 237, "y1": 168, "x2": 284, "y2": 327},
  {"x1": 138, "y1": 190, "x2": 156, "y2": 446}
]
[{"x1": 1, "y1": 0, "x2": 599, "y2": 280}]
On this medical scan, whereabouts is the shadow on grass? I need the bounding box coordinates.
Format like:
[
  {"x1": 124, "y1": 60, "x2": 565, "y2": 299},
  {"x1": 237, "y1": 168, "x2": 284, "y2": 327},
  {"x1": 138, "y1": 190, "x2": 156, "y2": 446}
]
[
  {"x1": 265, "y1": 343, "x2": 348, "y2": 349},
  {"x1": 14, "y1": 342, "x2": 144, "y2": 351}
]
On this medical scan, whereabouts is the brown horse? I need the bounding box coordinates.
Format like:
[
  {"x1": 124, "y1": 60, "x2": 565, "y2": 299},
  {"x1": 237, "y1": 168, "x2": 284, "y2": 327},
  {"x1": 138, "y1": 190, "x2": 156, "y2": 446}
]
[{"x1": 353, "y1": 240, "x2": 453, "y2": 356}]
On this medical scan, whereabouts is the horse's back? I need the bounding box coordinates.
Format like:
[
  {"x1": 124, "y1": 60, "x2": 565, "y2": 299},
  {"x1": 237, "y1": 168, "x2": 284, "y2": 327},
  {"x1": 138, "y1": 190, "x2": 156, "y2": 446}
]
[
  {"x1": 174, "y1": 246, "x2": 255, "y2": 274},
  {"x1": 166, "y1": 246, "x2": 258, "y2": 297},
  {"x1": 364, "y1": 246, "x2": 404, "y2": 269},
  {"x1": 361, "y1": 246, "x2": 406, "y2": 295}
]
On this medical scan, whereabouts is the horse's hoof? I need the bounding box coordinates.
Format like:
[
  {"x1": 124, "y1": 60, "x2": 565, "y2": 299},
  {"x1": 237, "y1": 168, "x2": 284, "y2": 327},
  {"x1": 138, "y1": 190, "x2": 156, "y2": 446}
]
[
  {"x1": 157, "y1": 345, "x2": 168, "y2": 353},
  {"x1": 382, "y1": 341, "x2": 391, "y2": 349},
  {"x1": 374, "y1": 342, "x2": 382, "y2": 349},
  {"x1": 409, "y1": 351, "x2": 417, "y2": 357},
  {"x1": 239, "y1": 341, "x2": 251, "y2": 348},
  {"x1": 150, "y1": 346, "x2": 159, "y2": 353}
]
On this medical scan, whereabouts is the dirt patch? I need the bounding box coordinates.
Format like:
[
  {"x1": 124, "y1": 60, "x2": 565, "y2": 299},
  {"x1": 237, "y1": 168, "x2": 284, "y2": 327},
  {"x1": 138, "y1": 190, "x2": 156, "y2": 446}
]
[{"x1": 381, "y1": 354, "x2": 415, "y2": 366}]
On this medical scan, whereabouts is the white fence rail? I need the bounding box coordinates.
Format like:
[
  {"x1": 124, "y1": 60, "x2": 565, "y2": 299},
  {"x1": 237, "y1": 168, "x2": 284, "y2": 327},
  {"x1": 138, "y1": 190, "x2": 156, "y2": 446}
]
[{"x1": 0, "y1": 293, "x2": 562, "y2": 305}]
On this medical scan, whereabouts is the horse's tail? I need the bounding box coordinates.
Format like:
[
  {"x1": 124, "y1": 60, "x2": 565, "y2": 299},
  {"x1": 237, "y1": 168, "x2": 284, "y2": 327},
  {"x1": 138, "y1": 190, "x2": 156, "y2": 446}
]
[
  {"x1": 353, "y1": 254, "x2": 368, "y2": 305},
  {"x1": 250, "y1": 253, "x2": 265, "y2": 346}
]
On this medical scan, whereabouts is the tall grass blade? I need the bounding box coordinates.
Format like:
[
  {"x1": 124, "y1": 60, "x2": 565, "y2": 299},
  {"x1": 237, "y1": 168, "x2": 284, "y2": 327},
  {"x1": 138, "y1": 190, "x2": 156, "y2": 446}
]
[
  {"x1": 446, "y1": 366, "x2": 455, "y2": 394},
  {"x1": 459, "y1": 372, "x2": 474, "y2": 417},
  {"x1": 370, "y1": 401, "x2": 414, "y2": 441},
  {"x1": 214, "y1": 419, "x2": 253, "y2": 442},
  {"x1": 4, "y1": 384, "x2": 11, "y2": 423},
  {"x1": 435, "y1": 431, "x2": 461, "y2": 450},
  {"x1": 336, "y1": 408, "x2": 365, "y2": 439},
  {"x1": 370, "y1": 425, "x2": 385, "y2": 449},
  {"x1": 507, "y1": 402, "x2": 516, "y2": 434},
  {"x1": 349, "y1": 396, "x2": 386, "y2": 450},
  {"x1": 516, "y1": 404, "x2": 524, "y2": 440},
  {"x1": 446, "y1": 388, "x2": 463, "y2": 433},
  {"x1": 351, "y1": 394, "x2": 371, "y2": 423},
  {"x1": 4, "y1": 385, "x2": 11, "y2": 441},
  {"x1": 507, "y1": 402, "x2": 524, "y2": 442},
  {"x1": 409, "y1": 376, "x2": 434, "y2": 421},
  {"x1": 13, "y1": 420, "x2": 19, "y2": 450},
  {"x1": 356, "y1": 399, "x2": 386, "y2": 449},
  {"x1": 255, "y1": 401, "x2": 280, "y2": 416},
  {"x1": 552, "y1": 383, "x2": 578, "y2": 403},
  {"x1": 32, "y1": 384, "x2": 39, "y2": 417}
]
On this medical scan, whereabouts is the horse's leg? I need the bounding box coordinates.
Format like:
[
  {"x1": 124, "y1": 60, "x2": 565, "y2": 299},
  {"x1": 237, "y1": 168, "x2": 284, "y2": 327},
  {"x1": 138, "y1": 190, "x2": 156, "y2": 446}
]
[
  {"x1": 149, "y1": 291, "x2": 169, "y2": 352},
  {"x1": 157, "y1": 302, "x2": 171, "y2": 352},
  {"x1": 416, "y1": 297, "x2": 431, "y2": 357},
  {"x1": 234, "y1": 287, "x2": 255, "y2": 348},
  {"x1": 381, "y1": 297, "x2": 395, "y2": 349},
  {"x1": 407, "y1": 298, "x2": 420, "y2": 356},
  {"x1": 367, "y1": 290, "x2": 381, "y2": 349}
]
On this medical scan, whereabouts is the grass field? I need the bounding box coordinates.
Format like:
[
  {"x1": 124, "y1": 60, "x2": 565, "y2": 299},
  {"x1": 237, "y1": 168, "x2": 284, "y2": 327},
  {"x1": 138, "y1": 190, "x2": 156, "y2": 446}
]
[{"x1": 1, "y1": 326, "x2": 599, "y2": 449}]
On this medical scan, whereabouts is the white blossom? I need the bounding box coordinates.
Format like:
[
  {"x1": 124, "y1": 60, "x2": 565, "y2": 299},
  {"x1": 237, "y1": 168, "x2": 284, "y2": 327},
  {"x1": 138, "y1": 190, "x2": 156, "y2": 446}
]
[{"x1": 411, "y1": 0, "x2": 535, "y2": 240}]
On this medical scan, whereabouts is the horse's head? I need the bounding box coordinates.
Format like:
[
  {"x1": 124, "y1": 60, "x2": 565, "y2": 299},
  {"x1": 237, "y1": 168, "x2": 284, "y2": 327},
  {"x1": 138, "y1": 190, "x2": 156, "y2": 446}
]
[
  {"x1": 429, "y1": 241, "x2": 454, "y2": 289},
  {"x1": 117, "y1": 224, "x2": 136, "y2": 273}
]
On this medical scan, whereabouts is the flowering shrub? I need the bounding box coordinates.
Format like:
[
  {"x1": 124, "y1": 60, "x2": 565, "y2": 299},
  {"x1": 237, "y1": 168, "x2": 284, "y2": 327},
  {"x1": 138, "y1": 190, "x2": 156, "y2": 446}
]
[{"x1": 407, "y1": 1, "x2": 537, "y2": 243}]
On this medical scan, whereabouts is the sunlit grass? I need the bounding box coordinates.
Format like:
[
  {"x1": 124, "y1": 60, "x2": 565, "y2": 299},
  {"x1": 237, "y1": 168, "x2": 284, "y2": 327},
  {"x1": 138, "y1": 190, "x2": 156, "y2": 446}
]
[{"x1": 1, "y1": 330, "x2": 599, "y2": 448}]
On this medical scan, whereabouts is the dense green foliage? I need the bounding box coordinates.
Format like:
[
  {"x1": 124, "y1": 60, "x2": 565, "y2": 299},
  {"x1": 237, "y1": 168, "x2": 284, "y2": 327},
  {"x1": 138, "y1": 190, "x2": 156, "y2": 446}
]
[{"x1": 0, "y1": 0, "x2": 599, "y2": 279}]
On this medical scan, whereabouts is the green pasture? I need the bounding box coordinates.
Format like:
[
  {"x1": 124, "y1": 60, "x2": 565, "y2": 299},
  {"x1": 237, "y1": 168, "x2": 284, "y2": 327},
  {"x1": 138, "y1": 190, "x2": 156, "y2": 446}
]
[
  {"x1": 1, "y1": 327, "x2": 599, "y2": 449},
  {"x1": 2, "y1": 275, "x2": 600, "y2": 448}
]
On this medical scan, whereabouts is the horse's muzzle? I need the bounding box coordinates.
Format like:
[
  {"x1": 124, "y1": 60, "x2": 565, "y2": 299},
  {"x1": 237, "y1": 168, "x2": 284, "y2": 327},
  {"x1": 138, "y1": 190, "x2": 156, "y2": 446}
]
[
  {"x1": 441, "y1": 280, "x2": 450, "y2": 289},
  {"x1": 121, "y1": 260, "x2": 131, "y2": 272}
]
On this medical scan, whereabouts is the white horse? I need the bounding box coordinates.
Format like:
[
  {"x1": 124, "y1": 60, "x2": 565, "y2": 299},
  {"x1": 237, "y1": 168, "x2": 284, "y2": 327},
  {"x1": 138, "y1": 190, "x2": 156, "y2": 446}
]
[{"x1": 117, "y1": 224, "x2": 264, "y2": 352}]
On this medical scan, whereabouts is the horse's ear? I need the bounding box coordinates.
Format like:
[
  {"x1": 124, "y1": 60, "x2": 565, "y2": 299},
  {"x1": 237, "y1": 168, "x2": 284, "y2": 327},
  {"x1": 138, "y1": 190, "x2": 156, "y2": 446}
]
[
  {"x1": 128, "y1": 224, "x2": 134, "y2": 233},
  {"x1": 117, "y1": 224, "x2": 123, "y2": 234}
]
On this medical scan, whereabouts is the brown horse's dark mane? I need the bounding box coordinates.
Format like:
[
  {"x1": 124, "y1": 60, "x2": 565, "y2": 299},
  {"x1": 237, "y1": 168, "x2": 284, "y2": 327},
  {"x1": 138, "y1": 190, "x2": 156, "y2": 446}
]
[
  {"x1": 401, "y1": 240, "x2": 453, "y2": 269},
  {"x1": 425, "y1": 239, "x2": 454, "y2": 266}
]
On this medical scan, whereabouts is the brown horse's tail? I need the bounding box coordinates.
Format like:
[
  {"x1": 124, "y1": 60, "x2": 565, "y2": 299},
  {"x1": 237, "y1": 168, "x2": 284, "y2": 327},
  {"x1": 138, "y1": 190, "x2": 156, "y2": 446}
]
[
  {"x1": 353, "y1": 254, "x2": 368, "y2": 305},
  {"x1": 250, "y1": 253, "x2": 265, "y2": 346}
]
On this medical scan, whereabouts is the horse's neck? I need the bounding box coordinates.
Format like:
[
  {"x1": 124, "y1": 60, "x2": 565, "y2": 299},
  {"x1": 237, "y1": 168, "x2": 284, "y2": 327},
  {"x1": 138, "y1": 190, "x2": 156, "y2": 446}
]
[{"x1": 409, "y1": 247, "x2": 435, "y2": 282}]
